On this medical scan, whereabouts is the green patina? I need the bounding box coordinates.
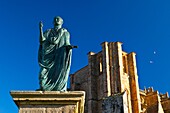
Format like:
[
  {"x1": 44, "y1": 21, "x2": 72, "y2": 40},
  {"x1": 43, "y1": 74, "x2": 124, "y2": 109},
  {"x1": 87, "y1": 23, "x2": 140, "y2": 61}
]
[{"x1": 38, "y1": 16, "x2": 74, "y2": 91}]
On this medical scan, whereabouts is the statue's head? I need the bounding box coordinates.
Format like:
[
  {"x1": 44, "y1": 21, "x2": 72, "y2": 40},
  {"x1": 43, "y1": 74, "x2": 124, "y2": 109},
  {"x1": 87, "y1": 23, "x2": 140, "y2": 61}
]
[{"x1": 53, "y1": 16, "x2": 63, "y2": 26}]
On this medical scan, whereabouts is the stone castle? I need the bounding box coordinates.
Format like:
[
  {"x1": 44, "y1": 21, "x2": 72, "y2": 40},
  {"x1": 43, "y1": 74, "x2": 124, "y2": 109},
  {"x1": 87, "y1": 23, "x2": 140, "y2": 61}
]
[{"x1": 70, "y1": 42, "x2": 170, "y2": 113}]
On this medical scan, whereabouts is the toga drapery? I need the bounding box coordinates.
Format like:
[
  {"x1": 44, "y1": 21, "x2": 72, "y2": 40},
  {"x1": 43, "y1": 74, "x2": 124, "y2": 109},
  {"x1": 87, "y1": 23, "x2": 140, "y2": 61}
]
[{"x1": 38, "y1": 28, "x2": 72, "y2": 91}]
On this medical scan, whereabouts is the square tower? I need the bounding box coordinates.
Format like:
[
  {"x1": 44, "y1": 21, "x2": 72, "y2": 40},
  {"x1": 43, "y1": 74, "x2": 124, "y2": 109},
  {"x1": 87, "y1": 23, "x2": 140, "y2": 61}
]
[{"x1": 70, "y1": 42, "x2": 141, "y2": 113}]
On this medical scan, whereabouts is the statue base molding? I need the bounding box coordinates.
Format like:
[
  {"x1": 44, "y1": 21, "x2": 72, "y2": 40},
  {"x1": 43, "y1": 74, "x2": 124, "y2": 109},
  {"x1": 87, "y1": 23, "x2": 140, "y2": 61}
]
[{"x1": 10, "y1": 91, "x2": 85, "y2": 113}]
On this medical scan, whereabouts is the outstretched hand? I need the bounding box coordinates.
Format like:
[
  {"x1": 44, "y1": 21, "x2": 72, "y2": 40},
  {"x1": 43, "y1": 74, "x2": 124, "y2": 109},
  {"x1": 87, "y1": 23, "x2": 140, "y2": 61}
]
[
  {"x1": 66, "y1": 45, "x2": 78, "y2": 49},
  {"x1": 72, "y1": 46, "x2": 78, "y2": 48}
]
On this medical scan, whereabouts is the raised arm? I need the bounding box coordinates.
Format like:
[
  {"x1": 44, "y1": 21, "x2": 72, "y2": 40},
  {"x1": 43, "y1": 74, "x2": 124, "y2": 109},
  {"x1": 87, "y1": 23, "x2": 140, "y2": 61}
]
[{"x1": 39, "y1": 21, "x2": 46, "y2": 45}]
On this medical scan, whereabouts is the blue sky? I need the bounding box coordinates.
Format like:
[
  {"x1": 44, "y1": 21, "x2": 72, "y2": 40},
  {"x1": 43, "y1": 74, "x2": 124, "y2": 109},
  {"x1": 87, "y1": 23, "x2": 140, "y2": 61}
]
[{"x1": 0, "y1": 0, "x2": 170, "y2": 112}]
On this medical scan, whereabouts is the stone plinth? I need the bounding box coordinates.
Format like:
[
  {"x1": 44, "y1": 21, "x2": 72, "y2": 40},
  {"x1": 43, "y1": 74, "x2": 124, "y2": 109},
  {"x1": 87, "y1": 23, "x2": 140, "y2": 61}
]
[{"x1": 10, "y1": 91, "x2": 85, "y2": 113}]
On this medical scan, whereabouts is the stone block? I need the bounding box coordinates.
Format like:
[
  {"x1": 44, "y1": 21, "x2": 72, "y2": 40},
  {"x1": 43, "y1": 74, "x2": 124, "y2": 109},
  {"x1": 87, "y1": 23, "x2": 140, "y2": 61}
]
[
  {"x1": 102, "y1": 91, "x2": 128, "y2": 113},
  {"x1": 10, "y1": 91, "x2": 85, "y2": 113}
]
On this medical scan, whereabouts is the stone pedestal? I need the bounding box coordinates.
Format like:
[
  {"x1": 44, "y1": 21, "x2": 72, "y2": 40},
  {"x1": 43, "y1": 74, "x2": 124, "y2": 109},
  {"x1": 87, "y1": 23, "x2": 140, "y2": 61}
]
[{"x1": 10, "y1": 91, "x2": 85, "y2": 113}]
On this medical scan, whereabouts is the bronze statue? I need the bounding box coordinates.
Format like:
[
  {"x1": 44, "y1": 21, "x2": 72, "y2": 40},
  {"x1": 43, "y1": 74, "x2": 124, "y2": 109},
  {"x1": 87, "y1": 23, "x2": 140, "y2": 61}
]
[{"x1": 38, "y1": 16, "x2": 77, "y2": 91}]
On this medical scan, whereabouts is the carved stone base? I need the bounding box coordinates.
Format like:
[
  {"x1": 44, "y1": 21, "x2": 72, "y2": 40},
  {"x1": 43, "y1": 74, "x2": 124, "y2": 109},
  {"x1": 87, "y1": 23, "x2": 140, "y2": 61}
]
[{"x1": 10, "y1": 91, "x2": 85, "y2": 113}]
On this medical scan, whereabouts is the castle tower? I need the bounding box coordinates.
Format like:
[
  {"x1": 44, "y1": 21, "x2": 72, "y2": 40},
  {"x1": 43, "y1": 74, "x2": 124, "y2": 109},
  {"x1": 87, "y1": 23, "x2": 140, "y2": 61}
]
[
  {"x1": 70, "y1": 41, "x2": 170, "y2": 113},
  {"x1": 70, "y1": 42, "x2": 140, "y2": 113}
]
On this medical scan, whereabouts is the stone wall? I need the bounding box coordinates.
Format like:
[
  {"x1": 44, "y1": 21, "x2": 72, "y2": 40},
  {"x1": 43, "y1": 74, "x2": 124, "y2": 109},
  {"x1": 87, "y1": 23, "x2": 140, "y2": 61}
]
[
  {"x1": 70, "y1": 41, "x2": 170, "y2": 113},
  {"x1": 70, "y1": 66, "x2": 89, "y2": 113},
  {"x1": 140, "y1": 87, "x2": 170, "y2": 113},
  {"x1": 161, "y1": 99, "x2": 170, "y2": 113},
  {"x1": 102, "y1": 91, "x2": 128, "y2": 113},
  {"x1": 145, "y1": 90, "x2": 164, "y2": 113},
  {"x1": 161, "y1": 92, "x2": 170, "y2": 113}
]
